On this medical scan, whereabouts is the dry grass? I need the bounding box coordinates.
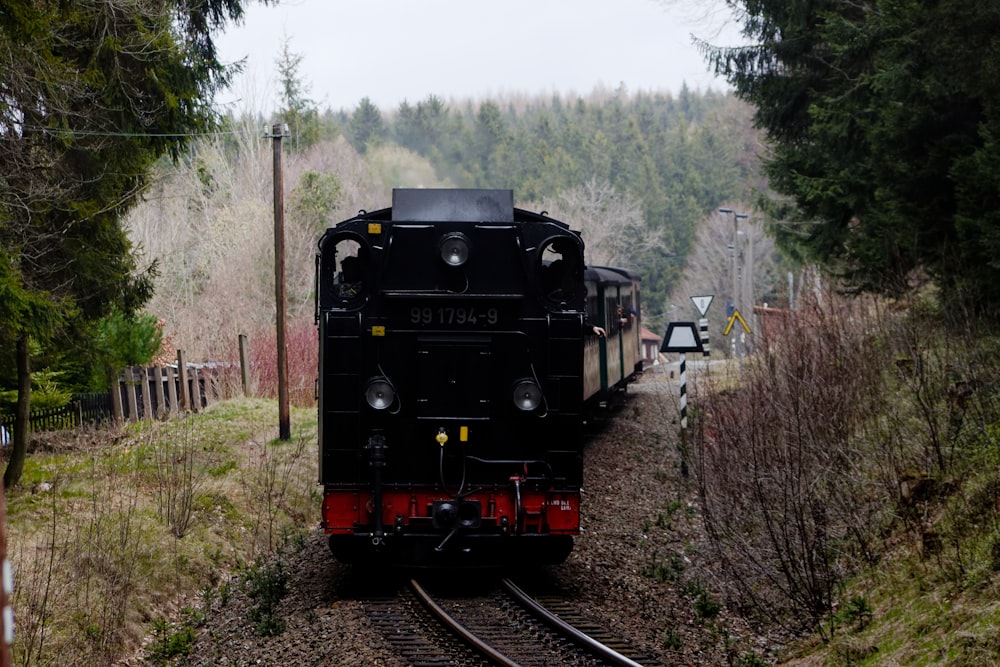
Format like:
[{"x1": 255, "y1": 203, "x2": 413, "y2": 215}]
[{"x1": 7, "y1": 398, "x2": 317, "y2": 667}]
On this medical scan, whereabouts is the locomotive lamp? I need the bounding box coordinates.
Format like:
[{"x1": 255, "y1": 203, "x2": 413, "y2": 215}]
[
  {"x1": 512, "y1": 379, "x2": 542, "y2": 411},
  {"x1": 439, "y1": 232, "x2": 471, "y2": 267},
  {"x1": 364, "y1": 377, "x2": 396, "y2": 410}
]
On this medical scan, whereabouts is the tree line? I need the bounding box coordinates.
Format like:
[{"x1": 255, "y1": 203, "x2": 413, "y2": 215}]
[{"x1": 329, "y1": 86, "x2": 764, "y2": 321}]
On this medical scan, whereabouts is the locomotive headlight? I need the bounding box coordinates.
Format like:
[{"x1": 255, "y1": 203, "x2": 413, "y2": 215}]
[
  {"x1": 364, "y1": 377, "x2": 396, "y2": 410},
  {"x1": 439, "y1": 232, "x2": 471, "y2": 267},
  {"x1": 512, "y1": 379, "x2": 543, "y2": 411}
]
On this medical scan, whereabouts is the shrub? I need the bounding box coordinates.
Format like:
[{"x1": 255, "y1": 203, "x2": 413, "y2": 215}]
[
  {"x1": 694, "y1": 288, "x2": 892, "y2": 634},
  {"x1": 246, "y1": 318, "x2": 317, "y2": 407}
]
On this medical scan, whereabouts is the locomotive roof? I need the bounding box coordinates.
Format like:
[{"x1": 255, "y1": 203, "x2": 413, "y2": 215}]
[
  {"x1": 330, "y1": 188, "x2": 575, "y2": 233},
  {"x1": 585, "y1": 266, "x2": 637, "y2": 285},
  {"x1": 392, "y1": 188, "x2": 514, "y2": 222}
]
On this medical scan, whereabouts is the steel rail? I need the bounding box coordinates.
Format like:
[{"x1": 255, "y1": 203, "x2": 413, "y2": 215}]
[
  {"x1": 408, "y1": 579, "x2": 521, "y2": 667},
  {"x1": 500, "y1": 578, "x2": 646, "y2": 667}
]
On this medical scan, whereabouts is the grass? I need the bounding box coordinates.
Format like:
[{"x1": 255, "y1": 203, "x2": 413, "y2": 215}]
[
  {"x1": 769, "y1": 360, "x2": 1000, "y2": 664},
  {"x1": 7, "y1": 397, "x2": 318, "y2": 667}
]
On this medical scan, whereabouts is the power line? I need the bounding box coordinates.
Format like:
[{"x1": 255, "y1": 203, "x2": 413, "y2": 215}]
[{"x1": 14, "y1": 124, "x2": 252, "y2": 139}]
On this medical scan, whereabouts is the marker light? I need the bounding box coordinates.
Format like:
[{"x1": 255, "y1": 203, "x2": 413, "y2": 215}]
[
  {"x1": 364, "y1": 377, "x2": 396, "y2": 410},
  {"x1": 512, "y1": 379, "x2": 542, "y2": 411},
  {"x1": 439, "y1": 232, "x2": 471, "y2": 267}
]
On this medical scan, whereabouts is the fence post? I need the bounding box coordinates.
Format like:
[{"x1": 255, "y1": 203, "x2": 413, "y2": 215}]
[
  {"x1": 165, "y1": 366, "x2": 178, "y2": 416},
  {"x1": 141, "y1": 367, "x2": 153, "y2": 421},
  {"x1": 111, "y1": 370, "x2": 124, "y2": 423},
  {"x1": 202, "y1": 367, "x2": 214, "y2": 408},
  {"x1": 177, "y1": 349, "x2": 189, "y2": 412},
  {"x1": 125, "y1": 367, "x2": 139, "y2": 422},
  {"x1": 153, "y1": 366, "x2": 166, "y2": 418},
  {"x1": 189, "y1": 365, "x2": 201, "y2": 412}
]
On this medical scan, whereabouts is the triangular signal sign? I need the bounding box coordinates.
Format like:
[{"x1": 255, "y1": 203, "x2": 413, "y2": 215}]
[{"x1": 691, "y1": 295, "x2": 714, "y2": 316}]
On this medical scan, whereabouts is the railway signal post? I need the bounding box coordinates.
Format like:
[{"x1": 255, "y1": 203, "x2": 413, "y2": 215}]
[{"x1": 661, "y1": 322, "x2": 704, "y2": 478}]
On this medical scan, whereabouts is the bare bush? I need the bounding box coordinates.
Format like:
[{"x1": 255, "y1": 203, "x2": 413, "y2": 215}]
[
  {"x1": 245, "y1": 317, "x2": 317, "y2": 407},
  {"x1": 857, "y1": 299, "x2": 1000, "y2": 585},
  {"x1": 13, "y1": 449, "x2": 150, "y2": 666},
  {"x1": 694, "y1": 289, "x2": 893, "y2": 634},
  {"x1": 149, "y1": 418, "x2": 202, "y2": 538},
  {"x1": 239, "y1": 432, "x2": 312, "y2": 556}
]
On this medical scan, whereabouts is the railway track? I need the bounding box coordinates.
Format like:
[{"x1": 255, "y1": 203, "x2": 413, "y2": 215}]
[{"x1": 362, "y1": 576, "x2": 663, "y2": 666}]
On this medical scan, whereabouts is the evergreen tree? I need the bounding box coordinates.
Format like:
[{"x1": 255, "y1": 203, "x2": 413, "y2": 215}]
[
  {"x1": 709, "y1": 1, "x2": 1000, "y2": 312},
  {"x1": 275, "y1": 36, "x2": 320, "y2": 151},
  {"x1": 347, "y1": 97, "x2": 385, "y2": 154},
  {"x1": 0, "y1": 0, "x2": 257, "y2": 488}
]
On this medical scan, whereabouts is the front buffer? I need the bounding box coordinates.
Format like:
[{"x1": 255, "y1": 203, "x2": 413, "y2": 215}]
[{"x1": 323, "y1": 482, "x2": 579, "y2": 567}]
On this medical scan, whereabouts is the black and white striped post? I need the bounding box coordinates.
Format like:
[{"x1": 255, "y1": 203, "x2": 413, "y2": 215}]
[
  {"x1": 690, "y1": 295, "x2": 714, "y2": 359},
  {"x1": 661, "y1": 322, "x2": 704, "y2": 478},
  {"x1": 679, "y1": 352, "x2": 688, "y2": 429}
]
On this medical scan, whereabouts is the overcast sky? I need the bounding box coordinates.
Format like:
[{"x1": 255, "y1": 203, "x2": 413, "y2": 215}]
[{"x1": 215, "y1": 0, "x2": 744, "y2": 113}]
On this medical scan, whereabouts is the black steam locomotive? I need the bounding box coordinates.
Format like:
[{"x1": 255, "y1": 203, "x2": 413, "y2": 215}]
[{"x1": 316, "y1": 189, "x2": 641, "y2": 566}]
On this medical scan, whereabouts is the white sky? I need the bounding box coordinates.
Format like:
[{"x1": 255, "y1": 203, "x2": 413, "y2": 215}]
[{"x1": 215, "y1": 0, "x2": 744, "y2": 113}]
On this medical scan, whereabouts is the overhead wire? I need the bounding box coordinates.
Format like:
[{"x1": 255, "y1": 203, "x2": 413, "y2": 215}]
[{"x1": 13, "y1": 124, "x2": 255, "y2": 139}]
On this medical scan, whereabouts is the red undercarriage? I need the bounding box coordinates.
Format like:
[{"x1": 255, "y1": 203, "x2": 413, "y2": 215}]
[{"x1": 322, "y1": 487, "x2": 580, "y2": 536}]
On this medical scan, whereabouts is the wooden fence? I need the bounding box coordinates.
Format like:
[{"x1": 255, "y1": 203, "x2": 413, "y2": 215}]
[{"x1": 0, "y1": 349, "x2": 244, "y2": 440}]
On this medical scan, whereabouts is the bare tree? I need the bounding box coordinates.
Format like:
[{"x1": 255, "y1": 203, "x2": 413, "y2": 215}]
[
  {"x1": 669, "y1": 204, "x2": 781, "y2": 326},
  {"x1": 541, "y1": 177, "x2": 656, "y2": 268},
  {"x1": 129, "y1": 132, "x2": 385, "y2": 364}
]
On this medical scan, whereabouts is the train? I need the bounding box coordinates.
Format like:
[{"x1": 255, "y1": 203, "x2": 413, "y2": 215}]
[{"x1": 315, "y1": 188, "x2": 641, "y2": 567}]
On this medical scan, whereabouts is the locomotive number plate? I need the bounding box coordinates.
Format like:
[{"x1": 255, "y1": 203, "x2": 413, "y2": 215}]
[{"x1": 410, "y1": 305, "x2": 500, "y2": 326}]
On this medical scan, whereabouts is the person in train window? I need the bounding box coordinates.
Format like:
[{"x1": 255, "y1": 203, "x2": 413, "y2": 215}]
[
  {"x1": 583, "y1": 297, "x2": 606, "y2": 337},
  {"x1": 338, "y1": 255, "x2": 363, "y2": 298},
  {"x1": 616, "y1": 304, "x2": 633, "y2": 328}
]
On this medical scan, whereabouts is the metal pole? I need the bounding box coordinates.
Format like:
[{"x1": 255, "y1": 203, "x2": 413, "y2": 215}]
[
  {"x1": 270, "y1": 123, "x2": 291, "y2": 440},
  {"x1": 719, "y1": 208, "x2": 738, "y2": 361},
  {"x1": 736, "y1": 213, "x2": 749, "y2": 359}
]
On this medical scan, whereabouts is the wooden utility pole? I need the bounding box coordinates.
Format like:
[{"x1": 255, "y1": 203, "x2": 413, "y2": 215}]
[
  {"x1": 239, "y1": 333, "x2": 250, "y2": 397},
  {"x1": 270, "y1": 123, "x2": 291, "y2": 440}
]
